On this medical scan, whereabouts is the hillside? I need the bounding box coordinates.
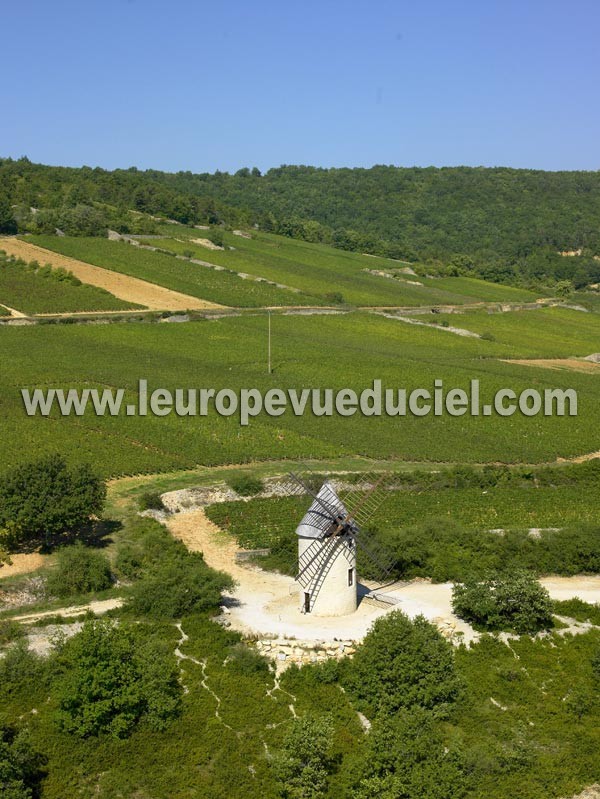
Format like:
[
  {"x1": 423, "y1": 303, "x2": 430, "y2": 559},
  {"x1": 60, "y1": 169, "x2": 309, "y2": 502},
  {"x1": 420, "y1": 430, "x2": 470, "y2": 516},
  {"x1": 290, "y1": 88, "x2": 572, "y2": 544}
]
[{"x1": 3, "y1": 159, "x2": 600, "y2": 291}]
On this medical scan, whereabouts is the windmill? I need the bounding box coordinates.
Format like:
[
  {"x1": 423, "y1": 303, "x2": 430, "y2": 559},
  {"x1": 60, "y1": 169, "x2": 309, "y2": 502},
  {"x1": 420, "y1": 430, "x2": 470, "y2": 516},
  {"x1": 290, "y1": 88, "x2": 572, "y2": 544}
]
[{"x1": 278, "y1": 468, "x2": 397, "y2": 616}]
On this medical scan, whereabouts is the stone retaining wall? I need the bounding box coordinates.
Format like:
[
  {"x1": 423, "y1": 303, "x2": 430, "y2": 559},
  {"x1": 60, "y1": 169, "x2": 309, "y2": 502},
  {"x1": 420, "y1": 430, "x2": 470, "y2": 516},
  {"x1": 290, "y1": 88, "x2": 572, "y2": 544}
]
[{"x1": 252, "y1": 637, "x2": 356, "y2": 666}]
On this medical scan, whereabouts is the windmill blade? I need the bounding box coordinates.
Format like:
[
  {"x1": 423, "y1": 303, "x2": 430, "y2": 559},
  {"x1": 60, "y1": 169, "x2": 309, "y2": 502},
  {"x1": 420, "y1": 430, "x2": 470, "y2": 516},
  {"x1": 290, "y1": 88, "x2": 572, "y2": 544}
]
[
  {"x1": 296, "y1": 535, "x2": 341, "y2": 588},
  {"x1": 353, "y1": 525, "x2": 397, "y2": 586},
  {"x1": 283, "y1": 470, "x2": 353, "y2": 539},
  {"x1": 286, "y1": 469, "x2": 342, "y2": 523},
  {"x1": 335, "y1": 471, "x2": 392, "y2": 529}
]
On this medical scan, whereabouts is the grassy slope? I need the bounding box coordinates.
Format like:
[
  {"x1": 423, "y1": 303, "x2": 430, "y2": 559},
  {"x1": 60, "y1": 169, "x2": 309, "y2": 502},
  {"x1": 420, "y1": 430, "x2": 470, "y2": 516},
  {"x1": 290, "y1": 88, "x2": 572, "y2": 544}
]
[
  {"x1": 141, "y1": 229, "x2": 539, "y2": 306},
  {"x1": 1, "y1": 307, "x2": 599, "y2": 476},
  {"x1": 27, "y1": 236, "x2": 321, "y2": 308},
  {"x1": 0, "y1": 259, "x2": 137, "y2": 313}
]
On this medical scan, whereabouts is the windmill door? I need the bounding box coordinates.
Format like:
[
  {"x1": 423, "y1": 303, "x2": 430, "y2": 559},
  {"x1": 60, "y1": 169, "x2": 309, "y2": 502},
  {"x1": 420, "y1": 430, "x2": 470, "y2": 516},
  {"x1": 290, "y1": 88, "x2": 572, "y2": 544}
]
[{"x1": 304, "y1": 592, "x2": 311, "y2": 613}]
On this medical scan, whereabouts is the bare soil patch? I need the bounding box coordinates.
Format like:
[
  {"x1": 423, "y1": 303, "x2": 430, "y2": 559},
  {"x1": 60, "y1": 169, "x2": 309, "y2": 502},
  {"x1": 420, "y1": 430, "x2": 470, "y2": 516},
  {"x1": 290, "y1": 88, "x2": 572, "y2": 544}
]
[
  {"x1": 501, "y1": 357, "x2": 600, "y2": 374},
  {"x1": 1, "y1": 238, "x2": 224, "y2": 311},
  {"x1": 166, "y1": 508, "x2": 600, "y2": 645},
  {"x1": 562, "y1": 786, "x2": 600, "y2": 799},
  {"x1": 0, "y1": 553, "x2": 46, "y2": 578}
]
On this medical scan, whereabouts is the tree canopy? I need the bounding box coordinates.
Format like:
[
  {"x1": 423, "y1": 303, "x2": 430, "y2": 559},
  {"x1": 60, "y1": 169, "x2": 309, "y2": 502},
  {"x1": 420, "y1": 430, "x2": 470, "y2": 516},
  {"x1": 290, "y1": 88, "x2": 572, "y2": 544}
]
[
  {"x1": 54, "y1": 619, "x2": 182, "y2": 739},
  {"x1": 343, "y1": 610, "x2": 462, "y2": 718},
  {"x1": 452, "y1": 570, "x2": 554, "y2": 634},
  {"x1": 3, "y1": 157, "x2": 600, "y2": 288},
  {"x1": 0, "y1": 454, "x2": 106, "y2": 549}
]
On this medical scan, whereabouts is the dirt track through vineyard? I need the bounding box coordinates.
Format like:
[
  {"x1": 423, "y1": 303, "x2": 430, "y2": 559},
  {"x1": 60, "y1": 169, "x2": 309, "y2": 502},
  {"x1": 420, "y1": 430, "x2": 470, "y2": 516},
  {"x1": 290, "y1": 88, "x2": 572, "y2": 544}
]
[{"x1": 0, "y1": 237, "x2": 225, "y2": 311}]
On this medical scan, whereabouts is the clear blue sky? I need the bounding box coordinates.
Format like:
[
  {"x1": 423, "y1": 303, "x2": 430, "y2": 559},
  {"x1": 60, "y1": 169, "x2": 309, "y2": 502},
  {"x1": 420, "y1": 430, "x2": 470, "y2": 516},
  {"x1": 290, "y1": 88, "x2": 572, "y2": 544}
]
[{"x1": 3, "y1": 0, "x2": 599, "y2": 173}]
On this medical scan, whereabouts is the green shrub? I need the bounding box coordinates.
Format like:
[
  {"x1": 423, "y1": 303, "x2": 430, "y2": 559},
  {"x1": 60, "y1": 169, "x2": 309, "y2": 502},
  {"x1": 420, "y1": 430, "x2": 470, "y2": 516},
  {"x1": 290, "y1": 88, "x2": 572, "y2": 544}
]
[
  {"x1": 0, "y1": 454, "x2": 106, "y2": 548},
  {"x1": 226, "y1": 475, "x2": 264, "y2": 496},
  {"x1": 126, "y1": 552, "x2": 233, "y2": 618},
  {"x1": 138, "y1": 491, "x2": 166, "y2": 512},
  {"x1": 0, "y1": 640, "x2": 46, "y2": 695},
  {"x1": 207, "y1": 228, "x2": 224, "y2": 247},
  {"x1": 272, "y1": 715, "x2": 334, "y2": 799},
  {"x1": 553, "y1": 597, "x2": 600, "y2": 625},
  {"x1": 226, "y1": 643, "x2": 271, "y2": 676},
  {"x1": 114, "y1": 543, "x2": 144, "y2": 579},
  {"x1": 0, "y1": 620, "x2": 24, "y2": 646},
  {"x1": 452, "y1": 570, "x2": 554, "y2": 634},
  {"x1": 344, "y1": 610, "x2": 461, "y2": 718},
  {"x1": 46, "y1": 542, "x2": 113, "y2": 598},
  {"x1": 0, "y1": 725, "x2": 45, "y2": 798},
  {"x1": 54, "y1": 619, "x2": 182, "y2": 738},
  {"x1": 352, "y1": 707, "x2": 467, "y2": 799}
]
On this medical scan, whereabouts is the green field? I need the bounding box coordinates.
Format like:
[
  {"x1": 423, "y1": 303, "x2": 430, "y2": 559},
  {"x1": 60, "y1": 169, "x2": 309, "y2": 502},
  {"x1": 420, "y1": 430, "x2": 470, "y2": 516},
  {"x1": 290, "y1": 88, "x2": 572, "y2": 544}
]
[
  {"x1": 0, "y1": 253, "x2": 137, "y2": 314},
  {"x1": 138, "y1": 229, "x2": 539, "y2": 307},
  {"x1": 207, "y1": 481, "x2": 600, "y2": 547},
  {"x1": 432, "y1": 307, "x2": 600, "y2": 356},
  {"x1": 2, "y1": 307, "x2": 599, "y2": 477},
  {"x1": 28, "y1": 236, "x2": 322, "y2": 308}
]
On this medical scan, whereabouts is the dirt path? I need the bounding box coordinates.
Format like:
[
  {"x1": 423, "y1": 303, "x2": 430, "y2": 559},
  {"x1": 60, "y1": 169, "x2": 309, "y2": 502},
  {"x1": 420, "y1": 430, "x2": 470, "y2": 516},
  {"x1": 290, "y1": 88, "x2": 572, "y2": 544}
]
[
  {"x1": 11, "y1": 597, "x2": 123, "y2": 623},
  {"x1": 557, "y1": 450, "x2": 600, "y2": 464},
  {"x1": 0, "y1": 238, "x2": 225, "y2": 311},
  {"x1": 501, "y1": 358, "x2": 600, "y2": 374},
  {"x1": 0, "y1": 302, "x2": 27, "y2": 318},
  {"x1": 166, "y1": 510, "x2": 476, "y2": 642},
  {"x1": 166, "y1": 509, "x2": 600, "y2": 645}
]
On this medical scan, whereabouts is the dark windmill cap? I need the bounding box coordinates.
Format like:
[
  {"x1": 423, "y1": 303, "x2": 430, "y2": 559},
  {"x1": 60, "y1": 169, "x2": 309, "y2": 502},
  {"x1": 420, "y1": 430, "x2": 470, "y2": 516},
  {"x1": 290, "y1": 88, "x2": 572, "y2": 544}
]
[{"x1": 295, "y1": 481, "x2": 349, "y2": 539}]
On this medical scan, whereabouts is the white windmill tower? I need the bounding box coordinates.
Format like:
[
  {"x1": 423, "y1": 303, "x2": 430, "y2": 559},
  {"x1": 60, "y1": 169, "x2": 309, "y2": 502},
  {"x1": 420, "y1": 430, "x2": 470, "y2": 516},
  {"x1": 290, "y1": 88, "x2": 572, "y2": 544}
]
[{"x1": 281, "y1": 470, "x2": 396, "y2": 616}]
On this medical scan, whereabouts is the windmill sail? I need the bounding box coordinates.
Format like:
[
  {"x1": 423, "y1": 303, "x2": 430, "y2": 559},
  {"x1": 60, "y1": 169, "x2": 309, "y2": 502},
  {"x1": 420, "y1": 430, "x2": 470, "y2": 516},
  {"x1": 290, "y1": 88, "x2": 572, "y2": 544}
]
[{"x1": 295, "y1": 481, "x2": 354, "y2": 539}]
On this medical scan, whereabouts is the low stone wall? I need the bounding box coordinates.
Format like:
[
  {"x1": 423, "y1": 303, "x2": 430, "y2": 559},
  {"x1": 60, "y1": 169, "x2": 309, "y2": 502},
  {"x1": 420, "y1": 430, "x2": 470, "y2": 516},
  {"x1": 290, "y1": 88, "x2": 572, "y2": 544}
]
[
  {"x1": 252, "y1": 637, "x2": 356, "y2": 666},
  {"x1": 234, "y1": 548, "x2": 271, "y2": 562}
]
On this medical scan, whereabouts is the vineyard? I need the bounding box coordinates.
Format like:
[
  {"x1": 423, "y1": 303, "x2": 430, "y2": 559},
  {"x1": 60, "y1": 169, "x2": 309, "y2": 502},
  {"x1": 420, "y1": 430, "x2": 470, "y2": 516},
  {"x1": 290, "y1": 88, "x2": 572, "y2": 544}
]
[
  {"x1": 1, "y1": 307, "x2": 599, "y2": 476},
  {"x1": 137, "y1": 228, "x2": 539, "y2": 307},
  {"x1": 206, "y1": 469, "x2": 600, "y2": 581},
  {"x1": 28, "y1": 236, "x2": 320, "y2": 308},
  {"x1": 0, "y1": 252, "x2": 137, "y2": 314}
]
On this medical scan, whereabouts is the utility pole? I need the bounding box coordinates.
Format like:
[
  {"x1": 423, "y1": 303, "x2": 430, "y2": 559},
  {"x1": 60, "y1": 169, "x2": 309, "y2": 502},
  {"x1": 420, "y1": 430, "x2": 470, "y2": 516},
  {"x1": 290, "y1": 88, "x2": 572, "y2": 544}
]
[{"x1": 268, "y1": 311, "x2": 272, "y2": 374}]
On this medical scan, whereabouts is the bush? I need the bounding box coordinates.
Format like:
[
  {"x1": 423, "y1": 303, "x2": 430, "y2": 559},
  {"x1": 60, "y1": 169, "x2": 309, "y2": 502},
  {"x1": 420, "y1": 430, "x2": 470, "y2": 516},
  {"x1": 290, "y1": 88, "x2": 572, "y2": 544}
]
[
  {"x1": 272, "y1": 715, "x2": 334, "y2": 799},
  {"x1": 353, "y1": 707, "x2": 467, "y2": 799},
  {"x1": 553, "y1": 597, "x2": 600, "y2": 626},
  {"x1": 114, "y1": 543, "x2": 144, "y2": 580},
  {"x1": 0, "y1": 640, "x2": 46, "y2": 695},
  {"x1": 0, "y1": 620, "x2": 24, "y2": 646},
  {"x1": 226, "y1": 643, "x2": 271, "y2": 676},
  {"x1": 0, "y1": 725, "x2": 46, "y2": 798},
  {"x1": 54, "y1": 619, "x2": 182, "y2": 738},
  {"x1": 226, "y1": 475, "x2": 264, "y2": 497},
  {"x1": 126, "y1": 552, "x2": 233, "y2": 618},
  {"x1": 0, "y1": 454, "x2": 106, "y2": 548},
  {"x1": 57, "y1": 204, "x2": 107, "y2": 237},
  {"x1": 207, "y1": 228, "x2": 224, "y2": 247},
  {"x1": 343, "y1": 610, "x2": 462, "y2": 718},
  {"x1": 46, "y1": 542, "x2": 113, "y2": 598},
  {"x1": 138, "y1": 491, "x2": 166, "y2": 512},
  {"x1": 452, "y1": 570, "x2": 554, "y2": 634}
]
